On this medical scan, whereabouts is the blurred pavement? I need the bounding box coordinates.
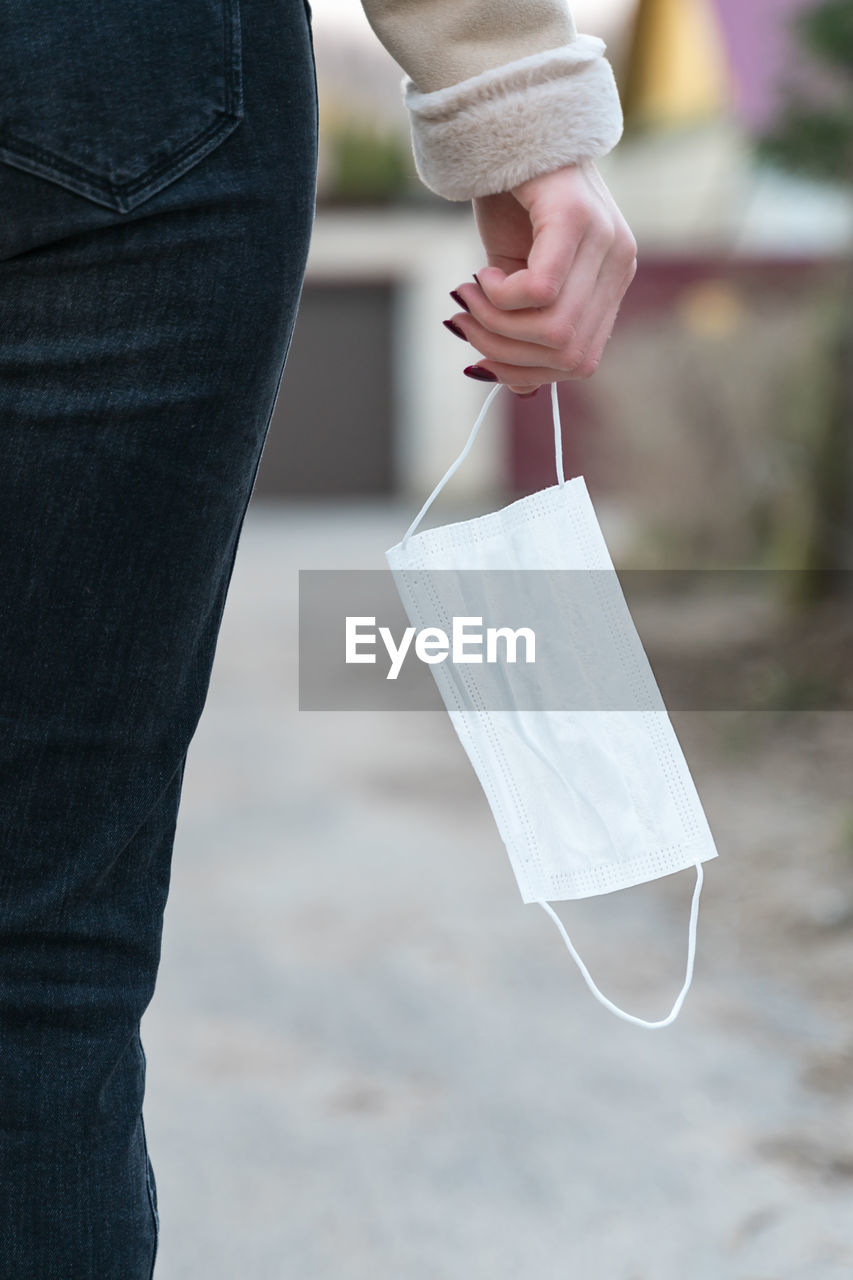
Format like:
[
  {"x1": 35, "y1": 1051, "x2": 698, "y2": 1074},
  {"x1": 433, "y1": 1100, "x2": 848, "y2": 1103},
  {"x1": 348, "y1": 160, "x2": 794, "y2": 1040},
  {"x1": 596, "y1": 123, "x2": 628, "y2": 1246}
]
[{"x1": 143, "y1": 501, "x2": 853, "y2": 1280}]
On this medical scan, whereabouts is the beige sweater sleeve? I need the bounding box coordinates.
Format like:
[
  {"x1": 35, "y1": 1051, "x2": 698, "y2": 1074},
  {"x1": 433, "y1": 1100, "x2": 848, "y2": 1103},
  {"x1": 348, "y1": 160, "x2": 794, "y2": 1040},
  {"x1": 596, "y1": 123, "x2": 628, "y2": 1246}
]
[{"x1": 359, "y1": 0, "x2": 624, "y2": 200}]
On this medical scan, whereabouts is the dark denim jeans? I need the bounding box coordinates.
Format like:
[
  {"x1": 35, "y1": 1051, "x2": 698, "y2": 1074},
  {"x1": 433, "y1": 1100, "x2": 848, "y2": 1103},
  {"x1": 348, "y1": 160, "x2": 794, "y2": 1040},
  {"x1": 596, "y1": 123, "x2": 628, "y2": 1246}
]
[{"x1": 0, "y1": 1, "x2": 317, "y2": 1275}]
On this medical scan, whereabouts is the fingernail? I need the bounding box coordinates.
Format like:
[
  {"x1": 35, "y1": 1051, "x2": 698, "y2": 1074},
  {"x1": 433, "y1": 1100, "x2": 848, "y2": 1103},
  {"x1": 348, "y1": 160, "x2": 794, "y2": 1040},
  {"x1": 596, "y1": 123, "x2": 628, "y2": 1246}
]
[
  {"x1": 517, "y1": 389, "x2": 539, "y2": 398},
  {"x1": 449, "y1": 289, "x2": 470, "y2": 314},
  {"x1": 464, "y1": 366, "x2": 497, "y2": 382},
  {"x1": 472, "y1": 272, "x2": 481, "y2": 286},
  {"x1": 443, "y1": 318, "x2": 466, "y2": 340}
]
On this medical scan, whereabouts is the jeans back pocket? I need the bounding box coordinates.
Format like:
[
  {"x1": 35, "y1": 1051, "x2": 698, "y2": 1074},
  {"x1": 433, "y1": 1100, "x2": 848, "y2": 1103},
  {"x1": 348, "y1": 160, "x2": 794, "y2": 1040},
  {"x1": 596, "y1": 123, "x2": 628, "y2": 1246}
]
[{"x1": 0, "y1": 0, "x2": 243, "y2": 213}]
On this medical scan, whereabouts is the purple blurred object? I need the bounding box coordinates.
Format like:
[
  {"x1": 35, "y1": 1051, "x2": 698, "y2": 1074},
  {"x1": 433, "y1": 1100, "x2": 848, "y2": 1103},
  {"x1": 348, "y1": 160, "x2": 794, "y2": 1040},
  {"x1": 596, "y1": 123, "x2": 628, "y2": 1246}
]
[{"x1": 710, "y1": 0, "x2": 817, "y2": 132}]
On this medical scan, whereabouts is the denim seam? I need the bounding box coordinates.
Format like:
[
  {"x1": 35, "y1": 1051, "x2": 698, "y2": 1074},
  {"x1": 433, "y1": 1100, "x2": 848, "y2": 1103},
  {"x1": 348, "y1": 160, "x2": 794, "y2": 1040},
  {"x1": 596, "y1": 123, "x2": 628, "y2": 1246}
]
[
  {"x1": 137, "y1": 1031, "x2": 159, "y2": 1279},
  {"x1": 141, "y1": 1111, "x2": 159, "y2": 1279},
  {"x1": 224, "y1": 0, "x2": 244, "y2": 118}
]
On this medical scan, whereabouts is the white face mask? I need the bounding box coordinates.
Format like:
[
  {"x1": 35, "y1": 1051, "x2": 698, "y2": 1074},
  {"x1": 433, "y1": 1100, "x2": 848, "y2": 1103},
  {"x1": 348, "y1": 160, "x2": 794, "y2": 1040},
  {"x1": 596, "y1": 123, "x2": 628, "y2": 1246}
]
[{"x1": 386, "y1": 384, "x2": 718, "y2": 1029}]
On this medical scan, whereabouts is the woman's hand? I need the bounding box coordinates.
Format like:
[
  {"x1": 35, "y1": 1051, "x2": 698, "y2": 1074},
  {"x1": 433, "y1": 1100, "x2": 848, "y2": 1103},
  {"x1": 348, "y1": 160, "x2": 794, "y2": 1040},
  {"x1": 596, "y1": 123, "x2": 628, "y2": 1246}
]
[{"x1": 446, "y1": 161, "x2": 637, "y2": 395}]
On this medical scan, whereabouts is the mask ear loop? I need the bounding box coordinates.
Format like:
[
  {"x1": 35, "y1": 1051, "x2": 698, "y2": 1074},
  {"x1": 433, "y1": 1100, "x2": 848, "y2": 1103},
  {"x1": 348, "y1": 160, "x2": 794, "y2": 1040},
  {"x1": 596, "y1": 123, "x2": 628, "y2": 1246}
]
[
  {"x1": 536, "y1": 862, "x2": 705, "y2": 1029},
  {"x1": 547, "y1": 380, "x2": 700, "y2": 1028},
  {"x1": 552, "y1": 382, "x2": 566, "y2": 487},
  {"x1": 400, "y1": 382, "x2": 503, "y2": 550},
  {"x1": 400, "y1": 382, "x2": 565, "y2": 550}
]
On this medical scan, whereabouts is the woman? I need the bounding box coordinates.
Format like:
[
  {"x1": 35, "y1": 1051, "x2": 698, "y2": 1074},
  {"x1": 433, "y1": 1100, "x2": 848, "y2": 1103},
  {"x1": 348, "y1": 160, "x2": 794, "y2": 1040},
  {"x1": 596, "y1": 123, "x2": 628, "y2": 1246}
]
[{"x1": 0, "y1": 1, "x2": 635, "y2": 1275}]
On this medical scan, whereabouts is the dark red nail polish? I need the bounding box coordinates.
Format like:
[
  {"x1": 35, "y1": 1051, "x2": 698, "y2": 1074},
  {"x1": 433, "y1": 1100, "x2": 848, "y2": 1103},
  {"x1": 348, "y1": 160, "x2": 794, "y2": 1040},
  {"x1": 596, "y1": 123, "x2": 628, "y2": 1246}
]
[
  {"x1": 464, "y1": 366, "x2": 497, "y2": 382},
  {"x1": 472, "y1": 272, "x2": 481, "y2": 286},
  {"x1": 443, "y1": 318, "x2": 466, "y2": 340},
  {"x1": 449, "y1": 289, "x2": 470, "y2": 314}
]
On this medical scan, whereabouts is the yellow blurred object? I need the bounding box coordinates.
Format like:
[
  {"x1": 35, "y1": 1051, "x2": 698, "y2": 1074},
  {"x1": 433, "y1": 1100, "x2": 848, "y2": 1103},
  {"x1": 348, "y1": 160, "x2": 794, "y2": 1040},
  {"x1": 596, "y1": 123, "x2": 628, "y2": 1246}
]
[
  {"x1": 678, "y1": 279, "x2": 744, "y2": 338},
  {"x1": 622, "y1": 0, "x2": 731, "y2": 129}
]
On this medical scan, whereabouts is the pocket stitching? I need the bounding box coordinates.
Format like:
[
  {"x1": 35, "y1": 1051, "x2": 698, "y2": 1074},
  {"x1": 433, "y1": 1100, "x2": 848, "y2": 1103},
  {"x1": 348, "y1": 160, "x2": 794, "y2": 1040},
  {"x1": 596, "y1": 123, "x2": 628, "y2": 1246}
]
[{"x1": 0, "y1": 0, "x2": 244, "y2": 214}]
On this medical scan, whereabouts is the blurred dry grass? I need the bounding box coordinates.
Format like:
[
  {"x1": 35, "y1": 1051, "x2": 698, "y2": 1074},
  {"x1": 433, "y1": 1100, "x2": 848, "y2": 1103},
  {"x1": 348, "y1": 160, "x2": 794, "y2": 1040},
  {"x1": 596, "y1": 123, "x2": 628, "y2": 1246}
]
[{"x1": 589, "y1": 269, "x2": 842, "y2": 572}]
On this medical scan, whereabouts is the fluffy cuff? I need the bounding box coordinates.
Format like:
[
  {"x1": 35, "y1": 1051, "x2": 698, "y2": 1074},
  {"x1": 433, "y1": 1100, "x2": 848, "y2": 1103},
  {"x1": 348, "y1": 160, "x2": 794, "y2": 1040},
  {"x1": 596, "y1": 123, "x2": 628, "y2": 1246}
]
[{"x1": 403, "y1": 37, "x2": 624, "y2": 201}]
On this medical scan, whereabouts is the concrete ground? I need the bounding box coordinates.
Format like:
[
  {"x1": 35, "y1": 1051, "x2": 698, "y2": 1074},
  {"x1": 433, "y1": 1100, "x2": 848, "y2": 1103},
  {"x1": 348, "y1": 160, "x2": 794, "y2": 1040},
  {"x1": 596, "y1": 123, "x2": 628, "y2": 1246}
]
[{"x1": 143, "y1": 500, "x2": 853, "y2": 1280}]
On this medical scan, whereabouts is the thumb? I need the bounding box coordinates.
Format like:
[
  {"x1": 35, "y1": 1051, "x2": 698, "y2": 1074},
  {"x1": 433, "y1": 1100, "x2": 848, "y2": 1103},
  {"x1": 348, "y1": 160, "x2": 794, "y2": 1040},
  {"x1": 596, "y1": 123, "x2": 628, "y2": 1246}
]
[
  {"x1": 474, "y1": 265, "x2": 507, "y2": 298},
  {"x1": 475, "y1": 260, "x2": 560, "y2": 312}
]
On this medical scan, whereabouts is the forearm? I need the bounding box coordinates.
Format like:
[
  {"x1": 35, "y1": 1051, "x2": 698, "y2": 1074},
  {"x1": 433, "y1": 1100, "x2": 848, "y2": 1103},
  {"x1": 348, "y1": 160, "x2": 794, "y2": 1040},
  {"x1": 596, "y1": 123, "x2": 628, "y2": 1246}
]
[{"x1": 359, "y1": 0, "x2": 577, "y2": 93}]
